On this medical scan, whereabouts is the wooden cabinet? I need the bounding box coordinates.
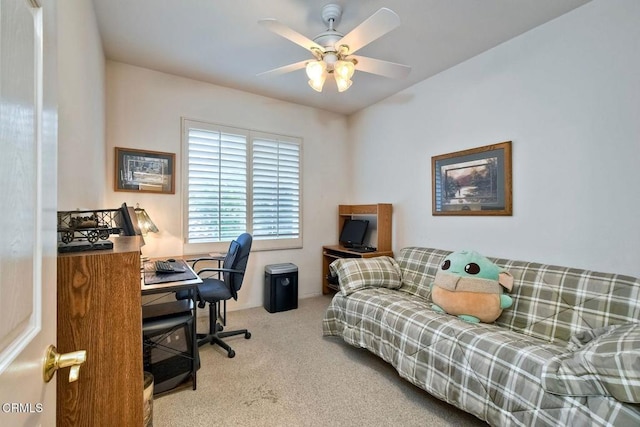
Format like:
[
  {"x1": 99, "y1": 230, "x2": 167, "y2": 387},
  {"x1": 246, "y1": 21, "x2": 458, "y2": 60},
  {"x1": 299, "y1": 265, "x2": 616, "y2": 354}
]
[
  {"x1": 57, "y1": 237, "x2": 143, "y2": 426},
  {"x1": 322, "y1": 204, "x2": 393, "y2": 294}
]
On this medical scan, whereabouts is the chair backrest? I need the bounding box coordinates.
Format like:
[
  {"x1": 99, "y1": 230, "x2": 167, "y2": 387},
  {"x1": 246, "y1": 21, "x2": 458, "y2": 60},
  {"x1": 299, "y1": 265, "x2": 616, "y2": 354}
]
[{"x1": 222, "y1": 233, "x2": 252, "y2": 300}]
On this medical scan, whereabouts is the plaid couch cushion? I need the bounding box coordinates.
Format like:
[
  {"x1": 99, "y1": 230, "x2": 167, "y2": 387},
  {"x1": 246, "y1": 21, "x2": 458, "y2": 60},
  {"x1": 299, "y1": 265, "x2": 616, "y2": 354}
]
[
  {"x1": 491, "y1": 258, "x2": 640, "y2": 343},
  {"x1": 395, "y1": 247, "x2": 449, "y2": 300},
  {"x1": 542, "y1": 323, "x2": 640, "y2": 403},
  {"x1": 329, "y1": 256, "x2": 402, "y2": 296}
]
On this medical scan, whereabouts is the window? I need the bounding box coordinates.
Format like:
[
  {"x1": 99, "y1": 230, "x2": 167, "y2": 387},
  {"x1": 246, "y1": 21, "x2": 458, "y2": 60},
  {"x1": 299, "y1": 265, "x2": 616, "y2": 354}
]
[{"x1": 182, "y1": 119, "x2": 302, "y2": 252}]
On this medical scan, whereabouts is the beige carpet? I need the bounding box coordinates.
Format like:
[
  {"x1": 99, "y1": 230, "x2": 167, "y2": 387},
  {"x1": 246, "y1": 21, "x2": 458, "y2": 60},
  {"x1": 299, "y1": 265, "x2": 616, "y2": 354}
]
[{"x1": 152, "y1": 295, "x2": 487, "y2": 426}]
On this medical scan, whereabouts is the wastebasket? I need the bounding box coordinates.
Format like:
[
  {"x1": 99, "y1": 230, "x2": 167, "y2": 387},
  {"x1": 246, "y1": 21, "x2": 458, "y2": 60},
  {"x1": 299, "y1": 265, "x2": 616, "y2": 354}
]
[{"x1": 264, "y1": 263, "x2": 298, "y2": 313}]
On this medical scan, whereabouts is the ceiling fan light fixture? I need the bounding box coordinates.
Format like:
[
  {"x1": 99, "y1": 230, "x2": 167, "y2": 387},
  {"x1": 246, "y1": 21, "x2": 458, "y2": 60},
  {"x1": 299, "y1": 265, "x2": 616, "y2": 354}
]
[
  {"x1": 309, "y1": 76, "x2": 326, "y2": 92},
  {"x1": 336, "y1": 44, "x2": 350, "y2": 56},
  {"x1": 305, "y1": 60, "x2": 326, "y2": 80},
  {"x1": 306, "y1": 60, "x2": 327, "y2": 92},
  {"x1": 334, "y1": 60, "x2": 355, "y2": 80},
  {"x1": 335, "y1": 76, "x2": 352, "y2": 92}
]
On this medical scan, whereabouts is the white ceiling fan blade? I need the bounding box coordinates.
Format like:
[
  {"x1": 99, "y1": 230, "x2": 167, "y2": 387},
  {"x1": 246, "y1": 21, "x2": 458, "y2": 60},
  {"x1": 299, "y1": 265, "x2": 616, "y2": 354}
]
[
  {"x1": 258, "y1": 19, "x2": 323, "y2": 53},
  {"x1": 352, "y1": 55, "x2": 411, "y2": 79},
  {"x1": 257, "y1": 60, "x2": 308, "y2": 78},
  {"x1": 337, "y1": 8, "x2": 400, "y2": 55}
]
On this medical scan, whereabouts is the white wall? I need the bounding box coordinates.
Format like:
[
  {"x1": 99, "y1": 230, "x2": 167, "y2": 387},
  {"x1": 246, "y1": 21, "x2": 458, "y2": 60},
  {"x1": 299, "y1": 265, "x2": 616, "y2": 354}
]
[
  {"x1": 104, "y1": 62, "x2": 350, "y2": 308},
  {"x1": 57, "y1": 0, "x2": 106, "y2": 210},
  {"x1": 348, "y1": 0, "x2": 640, "y2": 276}
]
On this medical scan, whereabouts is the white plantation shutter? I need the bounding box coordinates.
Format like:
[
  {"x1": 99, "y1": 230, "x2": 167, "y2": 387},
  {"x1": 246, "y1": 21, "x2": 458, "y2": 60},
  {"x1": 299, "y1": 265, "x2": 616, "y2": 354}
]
[
  {"x1": 252, "y1": 138, "x2": 300, "y2": 240},
  {"x1": 182, "y1": 119, "x2": 302, "y2": 251},
  {"x1": 186, "y1": 125, "x2": 247, "y2": 243}
]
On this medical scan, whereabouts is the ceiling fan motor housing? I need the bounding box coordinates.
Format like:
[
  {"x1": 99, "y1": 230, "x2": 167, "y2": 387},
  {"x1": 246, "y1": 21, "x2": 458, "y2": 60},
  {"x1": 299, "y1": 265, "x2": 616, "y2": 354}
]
[
  {"x1": 314, "y1": 4, "x2": 346, "y2": 66},
  {"x1": 321, "y1": 4, "x2": 342, "y2": 27},
  {"x1": 313, "y1": 31, "x2": 343, "y2": 53},
  {"x1": 315, "y1": 4, "x2": 344, "y2": 52}
]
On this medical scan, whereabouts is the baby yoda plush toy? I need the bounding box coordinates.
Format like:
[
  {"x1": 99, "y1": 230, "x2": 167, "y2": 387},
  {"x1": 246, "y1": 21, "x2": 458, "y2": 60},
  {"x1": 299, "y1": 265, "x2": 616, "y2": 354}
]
[{"x1": 431, "y1": 250, "x2": 514, "y2": 323}]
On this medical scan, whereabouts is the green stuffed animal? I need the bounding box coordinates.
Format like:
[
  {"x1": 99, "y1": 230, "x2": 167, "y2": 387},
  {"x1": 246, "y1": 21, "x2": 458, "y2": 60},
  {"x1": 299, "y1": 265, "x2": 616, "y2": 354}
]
[{"x1": 430, "y1": 250, "x2": 514, "y2": 323}]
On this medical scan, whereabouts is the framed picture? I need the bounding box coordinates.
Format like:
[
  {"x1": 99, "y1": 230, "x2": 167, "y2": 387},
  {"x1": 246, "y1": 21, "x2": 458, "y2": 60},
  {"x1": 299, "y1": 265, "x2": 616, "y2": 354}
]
[
  {"x1": 432, "y1": 141, "x2": 512, "y2": 216},
  {"x1": 115, "y1": 147, "x2": 175, "y2": 194}
]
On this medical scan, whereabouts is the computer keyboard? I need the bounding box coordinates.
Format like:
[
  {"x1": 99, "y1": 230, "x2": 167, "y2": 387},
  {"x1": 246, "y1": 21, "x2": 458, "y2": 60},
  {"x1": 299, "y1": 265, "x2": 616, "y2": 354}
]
[
  {"x1": 154, "y1": 260, "x2": 176, "y2": 273},
  {"x1": 350, "y1": 246, "x2": 377, "y2": 253}
]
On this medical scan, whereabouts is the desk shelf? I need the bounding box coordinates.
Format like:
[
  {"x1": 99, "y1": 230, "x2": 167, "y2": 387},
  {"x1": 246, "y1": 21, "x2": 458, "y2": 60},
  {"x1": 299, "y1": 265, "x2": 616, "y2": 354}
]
[
  {"x1": 323, "y1": 204, "x2": 393, "y2": 294},
  {"x1": 338, "y1": 204, "x2": 392, "y2": 252},
  {"x1": 142, "y1": 300, "x2": 193, "y2": 320}
]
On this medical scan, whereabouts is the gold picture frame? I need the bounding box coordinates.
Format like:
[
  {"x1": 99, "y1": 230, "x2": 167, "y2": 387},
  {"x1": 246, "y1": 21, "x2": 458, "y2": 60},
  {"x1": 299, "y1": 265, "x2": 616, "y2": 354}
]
[
  {"x1": 432, "y1": 141, "x2": 512, "y2": 216},
  {"x1": 115, "y1": 147, "x2": 175, "y2": 194}
]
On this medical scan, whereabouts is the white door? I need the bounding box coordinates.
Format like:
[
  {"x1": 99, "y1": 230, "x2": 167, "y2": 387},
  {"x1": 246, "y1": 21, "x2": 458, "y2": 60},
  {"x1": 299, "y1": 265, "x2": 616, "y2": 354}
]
[{"x1": 0, "y1": 0, "x2": 57, "y2": 425}]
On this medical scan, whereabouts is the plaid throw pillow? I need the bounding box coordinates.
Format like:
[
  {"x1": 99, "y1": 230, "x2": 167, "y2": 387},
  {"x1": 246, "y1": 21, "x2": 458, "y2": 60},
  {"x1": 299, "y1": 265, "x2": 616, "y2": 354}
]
[
  {"x1": 329, "y1": 256, "x2": 402, "y2": 296},
  {"x1": 542, "y1": 323, "x2": 640, "y2": 403}
]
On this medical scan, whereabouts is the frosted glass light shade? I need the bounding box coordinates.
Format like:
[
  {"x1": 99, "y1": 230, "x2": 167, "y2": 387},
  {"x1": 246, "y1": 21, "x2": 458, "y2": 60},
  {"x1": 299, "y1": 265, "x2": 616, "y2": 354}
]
[
  {"x1": 308, "y1": 76, "x2": 326, "y2": 92},
  {"x1": 335, "y1": 77, "x2": 352, "y2": 92},
  {"x1": 334, "y1": 60, "x2": 355, "y2": 80},
  {"x1": 306, "y1": 60, "x2": 326, "y2": 80},
  {"x1": 306, "y1": 60, "x2": 327, "y2": 92}
]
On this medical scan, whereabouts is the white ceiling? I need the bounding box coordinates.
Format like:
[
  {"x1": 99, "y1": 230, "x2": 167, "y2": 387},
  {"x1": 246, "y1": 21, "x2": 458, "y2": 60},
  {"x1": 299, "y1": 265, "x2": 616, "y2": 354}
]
[{"x1": 92, "y1": 0, "x2": 590, "y2": 115}]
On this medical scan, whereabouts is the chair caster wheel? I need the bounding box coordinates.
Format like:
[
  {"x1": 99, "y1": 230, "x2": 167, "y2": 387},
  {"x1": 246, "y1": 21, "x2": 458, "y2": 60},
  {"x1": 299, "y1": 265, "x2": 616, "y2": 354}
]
[
  {"x1": 245, "y1": 332, "x2": 251, "y2": 339},
  {"x1": 228, "y1": 350, "x2": 235, "y2": 358}
]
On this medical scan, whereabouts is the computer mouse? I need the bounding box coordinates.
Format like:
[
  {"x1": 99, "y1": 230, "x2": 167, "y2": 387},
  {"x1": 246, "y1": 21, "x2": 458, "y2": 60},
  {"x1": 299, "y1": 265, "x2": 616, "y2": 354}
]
[{"x1": 166, "y1": 258, "x2": 176, "y2": 262}]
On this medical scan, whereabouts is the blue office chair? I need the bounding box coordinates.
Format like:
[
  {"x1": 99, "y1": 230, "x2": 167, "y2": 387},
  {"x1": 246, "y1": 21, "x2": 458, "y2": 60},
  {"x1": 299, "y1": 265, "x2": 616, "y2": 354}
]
[{"x1": 176, "y1": 233, "x2": 252, "y2": 358}]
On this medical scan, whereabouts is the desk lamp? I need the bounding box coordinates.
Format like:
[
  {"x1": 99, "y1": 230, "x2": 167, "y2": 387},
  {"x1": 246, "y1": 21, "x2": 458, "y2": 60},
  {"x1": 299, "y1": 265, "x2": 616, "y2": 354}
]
[{"x1": 134, "y1": 204, "x2": 159, "y2": 235}]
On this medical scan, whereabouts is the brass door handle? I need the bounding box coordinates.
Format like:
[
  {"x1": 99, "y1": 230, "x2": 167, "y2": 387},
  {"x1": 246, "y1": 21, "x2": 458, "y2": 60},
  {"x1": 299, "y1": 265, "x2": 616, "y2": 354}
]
[{"x1": 43, "y1": 345, "x2": 87, "y2": 383}]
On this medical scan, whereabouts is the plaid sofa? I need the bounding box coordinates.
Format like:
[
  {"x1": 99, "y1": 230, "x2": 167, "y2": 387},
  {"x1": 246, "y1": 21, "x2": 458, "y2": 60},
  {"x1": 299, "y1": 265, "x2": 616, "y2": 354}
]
[{"x1": 322, "y1": 247, "x2": 640, "y2": 426}]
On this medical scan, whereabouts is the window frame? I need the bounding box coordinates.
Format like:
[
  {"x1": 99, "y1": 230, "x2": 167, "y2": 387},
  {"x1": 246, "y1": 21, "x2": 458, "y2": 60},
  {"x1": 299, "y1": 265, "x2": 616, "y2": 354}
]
[{"x1": 181, "y1": 118, "x2": 303, "y2": 254}]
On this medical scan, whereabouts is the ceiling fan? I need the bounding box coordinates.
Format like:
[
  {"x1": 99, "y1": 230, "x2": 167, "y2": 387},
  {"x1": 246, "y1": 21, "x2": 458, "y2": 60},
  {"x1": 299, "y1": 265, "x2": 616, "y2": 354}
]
[{"x1": 258, "y1": 4, "x2": 411, "y2": 93}]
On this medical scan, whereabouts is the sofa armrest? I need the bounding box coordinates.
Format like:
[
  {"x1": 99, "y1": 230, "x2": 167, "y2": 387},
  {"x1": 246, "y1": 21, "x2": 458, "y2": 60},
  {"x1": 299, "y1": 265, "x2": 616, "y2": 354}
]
[
  {"x1": 541, "y1": 322, "x2": 640, "y2": 403},
  {"x1": 329, "y1": 256, "x2": 402, "y2": 296}
]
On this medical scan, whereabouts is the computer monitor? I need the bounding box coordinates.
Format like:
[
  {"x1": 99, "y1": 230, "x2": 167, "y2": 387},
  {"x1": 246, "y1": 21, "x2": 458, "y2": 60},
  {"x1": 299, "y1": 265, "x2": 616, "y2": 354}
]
[
  {"x1": 117, "y1": 203, "x2": 145, "y2": 245},
  {"x1": 339, "y1": 219, "x2": 369, "y2": 248}
]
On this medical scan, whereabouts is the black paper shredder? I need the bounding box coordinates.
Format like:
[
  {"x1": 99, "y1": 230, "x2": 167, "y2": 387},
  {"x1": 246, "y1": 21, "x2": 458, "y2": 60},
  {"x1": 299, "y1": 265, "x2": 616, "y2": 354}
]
[{"x1": 264, "y1": 263, "x2": 298, "y2": 313}]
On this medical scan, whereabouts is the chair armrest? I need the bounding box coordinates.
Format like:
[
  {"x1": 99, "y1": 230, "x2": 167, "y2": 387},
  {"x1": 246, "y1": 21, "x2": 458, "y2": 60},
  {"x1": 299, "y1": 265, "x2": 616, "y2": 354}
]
[
  {"x1": 189, "y1": 256, "x2": 225, "y2": 270},
  {"x1": 196, "y1": 267, "x2": 245, "y2": 276}
]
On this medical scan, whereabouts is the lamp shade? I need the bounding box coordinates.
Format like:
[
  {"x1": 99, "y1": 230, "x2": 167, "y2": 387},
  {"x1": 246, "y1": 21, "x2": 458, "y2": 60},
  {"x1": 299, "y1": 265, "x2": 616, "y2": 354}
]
[{"x1": 134, "y1": 205, "x2": 159, "y2": 234}]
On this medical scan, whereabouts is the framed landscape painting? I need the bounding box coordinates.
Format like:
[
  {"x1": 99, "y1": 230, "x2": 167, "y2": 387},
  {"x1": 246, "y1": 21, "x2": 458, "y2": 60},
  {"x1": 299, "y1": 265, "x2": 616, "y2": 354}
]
[
  {"x1": 115, "y1": 147, "x2": 175, "y2": 194},
  {"x1": 432, "y1": 141, "x2": 512, "y2": 216}
]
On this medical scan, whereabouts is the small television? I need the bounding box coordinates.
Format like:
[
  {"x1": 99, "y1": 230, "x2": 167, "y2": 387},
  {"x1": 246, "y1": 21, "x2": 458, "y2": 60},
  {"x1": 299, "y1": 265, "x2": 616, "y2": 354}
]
[{"x1": 339, "y1": 219, "x2": 369, "y2": 248}]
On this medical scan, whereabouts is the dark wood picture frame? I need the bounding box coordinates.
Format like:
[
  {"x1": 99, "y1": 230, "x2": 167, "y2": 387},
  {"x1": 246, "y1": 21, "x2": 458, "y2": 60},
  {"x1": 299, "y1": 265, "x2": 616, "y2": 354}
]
[
  {"x1": 115, "y1": 147, "x2": 175, "y2": 194},
  {"x1": 432, "y1": 141, "x2": 512, "y2": 216}
]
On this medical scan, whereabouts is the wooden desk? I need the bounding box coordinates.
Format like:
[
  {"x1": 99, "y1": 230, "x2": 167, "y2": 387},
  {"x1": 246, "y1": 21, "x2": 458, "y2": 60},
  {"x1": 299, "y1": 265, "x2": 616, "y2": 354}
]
[
  {"x1": 141, "y1": 260, "x2": 202, "y2": 392},
  {"x1": 141, "y1": 260, "x2": 202, "y2": 294}
]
